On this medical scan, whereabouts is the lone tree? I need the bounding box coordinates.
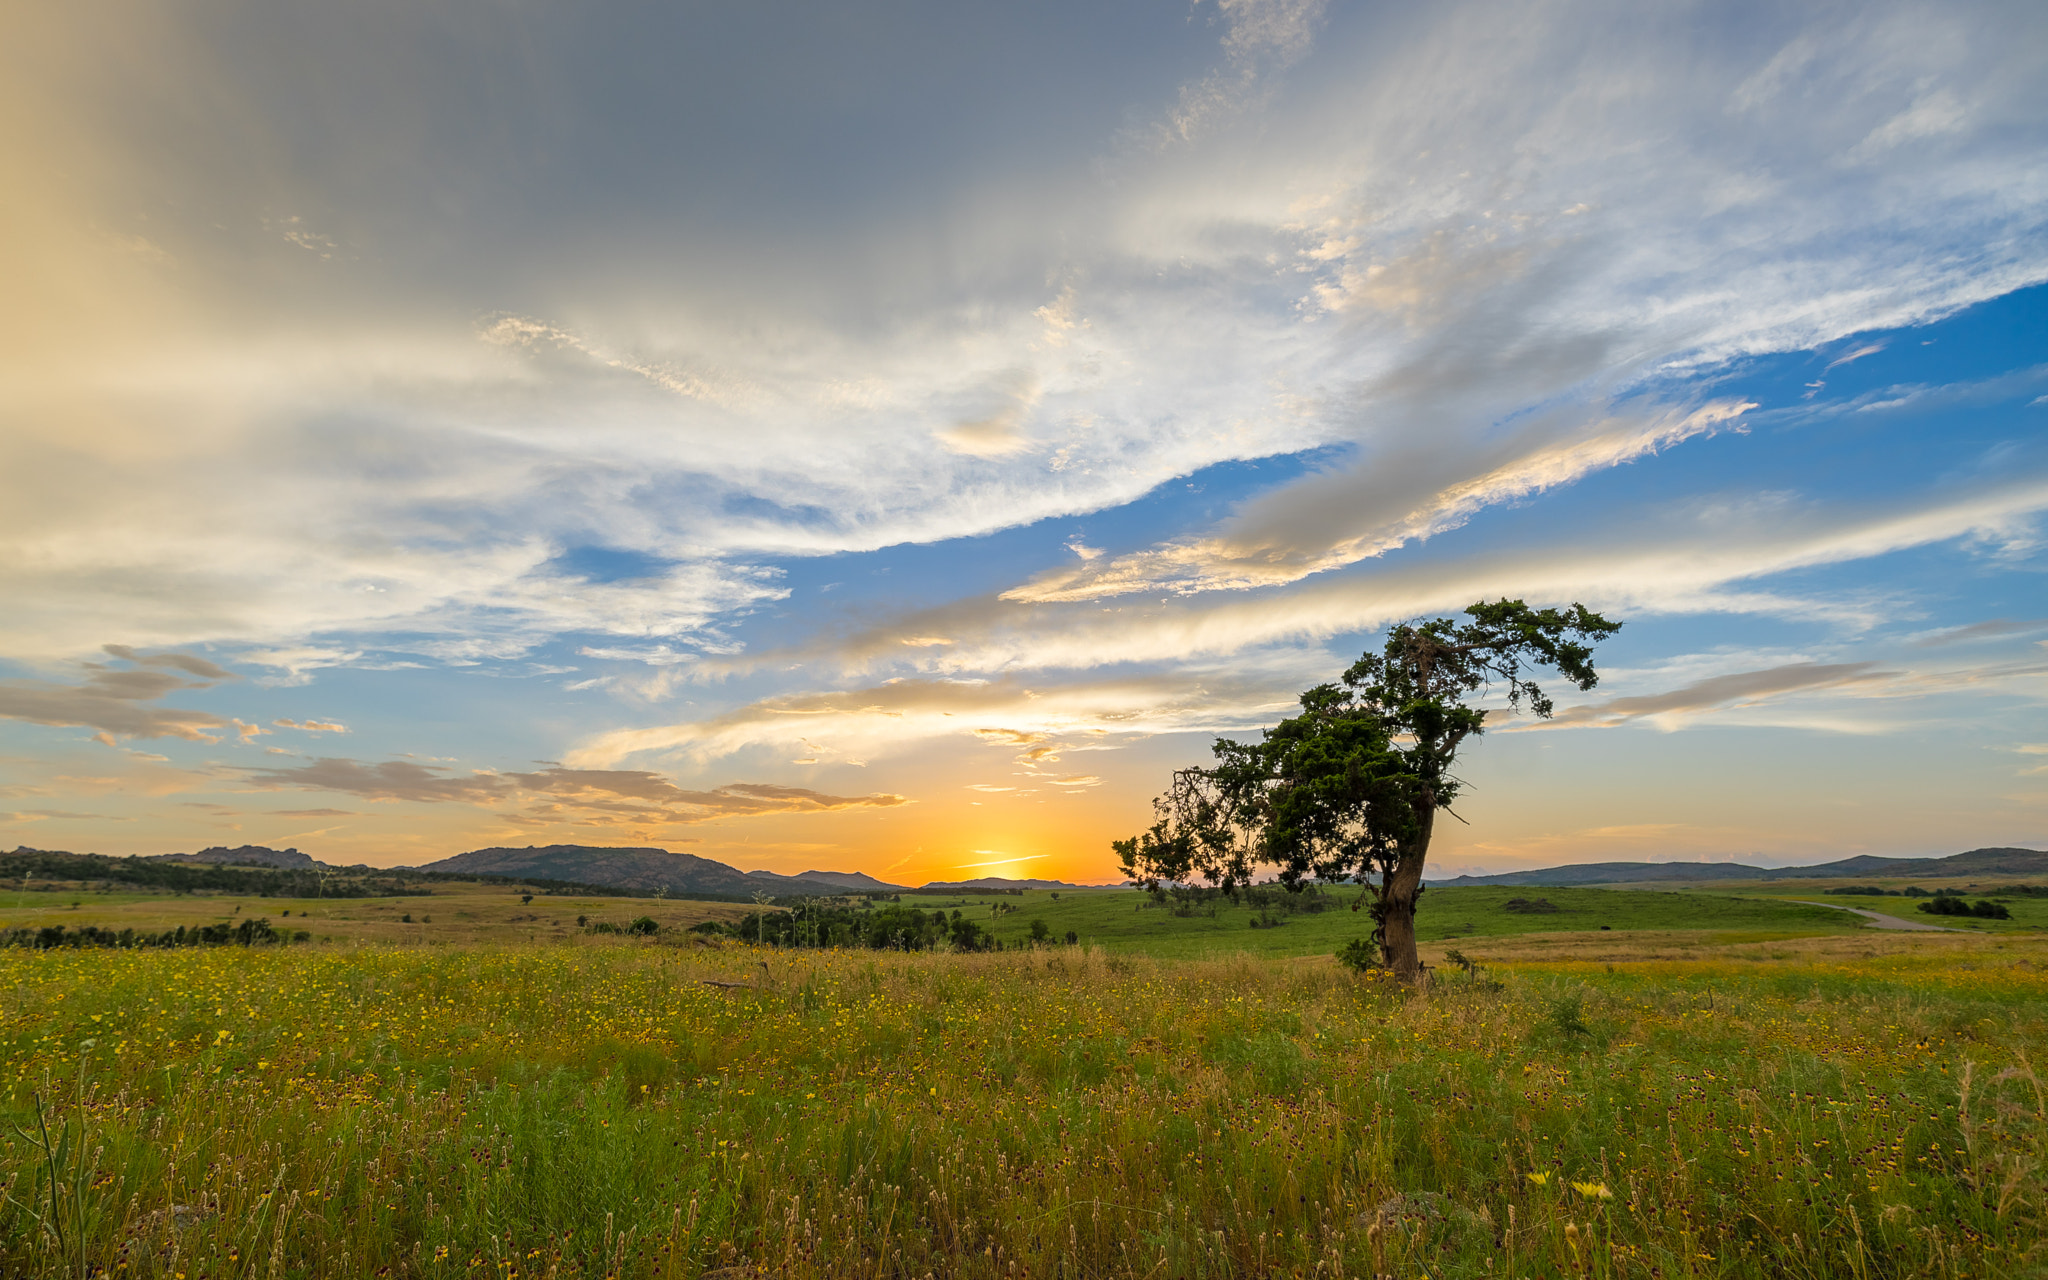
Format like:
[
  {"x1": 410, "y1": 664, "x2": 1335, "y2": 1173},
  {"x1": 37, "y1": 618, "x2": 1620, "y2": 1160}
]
[{"x1": 1114, "y1": 599, "x2": 1619, "y2": 980}]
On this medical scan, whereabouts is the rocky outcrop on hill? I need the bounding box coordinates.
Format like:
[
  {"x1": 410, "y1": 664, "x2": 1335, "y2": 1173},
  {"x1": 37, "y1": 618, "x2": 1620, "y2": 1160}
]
[
  {"x1": 413, "y1": 845, "x2": 905, "y2": 898},
  {"x1": 147, "y1": 845, "x2": 320, "y2": 869}
]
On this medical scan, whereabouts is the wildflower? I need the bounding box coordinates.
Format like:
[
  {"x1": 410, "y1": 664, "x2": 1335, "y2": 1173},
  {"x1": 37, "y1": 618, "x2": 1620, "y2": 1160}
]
[
  {"x1": 1572, "y1": 1181, "x2": 1613, "y2": 1200},
  {"x1": 1526, "y1": 1172, "x2": 1550, "y2": 1186}
]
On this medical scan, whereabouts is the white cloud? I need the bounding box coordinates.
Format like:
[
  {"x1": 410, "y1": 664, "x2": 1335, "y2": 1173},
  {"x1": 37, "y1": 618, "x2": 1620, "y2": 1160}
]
[
  {"x1": 564, "y1": 670, "x2": 1305, "y2": 770},
  {"x1": 1004, "y1": 399, "x2": 1756, "y2": 602},
  {"x1": 681, "y1": 476, "x2": 2048, "y2": 684},
  {"x1": 0, "y1": 0, "x2": 2041, "y2": 820}
]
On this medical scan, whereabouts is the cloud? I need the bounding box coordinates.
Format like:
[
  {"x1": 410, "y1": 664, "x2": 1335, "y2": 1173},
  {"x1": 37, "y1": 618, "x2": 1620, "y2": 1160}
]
[
  {"x1": 1851, "y1": 90, "x2": 1968, "y2": 159},
  {"x1": 1, "y1": 0, "x2": 2039, "y2": 674},
  {"x1": 242, "y1": 758, "x2": 510, "y2": 805},
  {"x1": 935, "y1": 371, "x2": 1041, "y2": 458},
  {"x1": 1906, "y1": 618, "x2": 2048, "y2": 649},
  {"x1": 1533, "y1": 662, "x2": 1892, "y2": 730},
  {"x1": 685, "y1": 475, "x2": 2048, "y2": 686},
  {"x1": 1004, "y1": 400, "x2": 1755, "y2": 602},
  {"x1": 239, "y1": 757, "x2": 907, "y2": 824},
  {"x1": 1153, "y1": 0, "x2": 1330, "y2": 144},
  {"x1": 955, "y1": 852, "x2": 1049, "y2": 870},
  {"x1": 971, "y1": 729, "x2": 1048, "y2": 747},
  {"x1": 101, "y1": 645, "x2": 235, "y2": 680},
  {"x1": 0, "y1": 653, "x2": 231, "y2": 742},
  {"x1": 1824, "y1": 342, "x2": 1888, "y2": 373},
  {"x1": 2, "y1": 809, "x2": 124, "y2": 823},
  {"x1": 565, "y1": 669, "x2": 1306, "y2": 769},
  {"x1": 273, "y1": 717, "x2": 348, "y2": 732}
]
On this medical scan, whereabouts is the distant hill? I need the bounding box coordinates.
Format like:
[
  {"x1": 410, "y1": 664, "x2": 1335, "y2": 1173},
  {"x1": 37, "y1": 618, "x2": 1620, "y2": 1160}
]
[
  {"x1": 413, "y1": 845, "x2": 905, "y2": 897},
  {"x1": 798, "y1": 869, "x2": 905, "y2": 892},
  {"x1": 146, "y1": 845, "x2": 320, "y2": 870},
  {"x1": 1433, "y1": 846, "x2": 2048, "y2": 887},
  {"x1": 918, "y1": 876, "x2": 1096, "y2": 891}
]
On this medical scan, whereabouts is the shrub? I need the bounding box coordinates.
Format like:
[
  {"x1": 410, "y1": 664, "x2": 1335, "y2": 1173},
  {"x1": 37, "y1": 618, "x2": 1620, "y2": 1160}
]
[
  {"x1": 1918, "y1": 897, "x2": 2010, "y2": 920},
  {"x1": 1547, "y1": 992, "x2": 1591, "y2": 1038},
  {"x1": 1335, "y1": 937, "x2": 1376, "y2": 974},
  {"x1": 627, "y1": 916, "x2": 661, "y2": 936}
]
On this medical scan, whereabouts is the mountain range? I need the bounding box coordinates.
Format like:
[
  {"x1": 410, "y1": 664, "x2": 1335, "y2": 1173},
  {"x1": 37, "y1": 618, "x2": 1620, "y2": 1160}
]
[
  {"x1": 407, "y1": 845, "x2": 909, "y2": 897},
  {"x1": 918, "y1": 876, "x2": 1091, "y2": 891},
  {"x1": 1431, "y1": 846, "x2": 2048, "y2": 887},
  {"x1": 146, "y1": 845, "x2": 324, "y2": 870},
  {"x1": 124, "y1": 842, "x2": 2046, "y2": 898}
]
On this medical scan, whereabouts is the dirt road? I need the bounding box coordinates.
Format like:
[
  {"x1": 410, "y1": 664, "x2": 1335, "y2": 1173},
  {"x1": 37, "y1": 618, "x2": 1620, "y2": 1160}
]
[{"x1": 1793, "y1": 900, "x2": 1961, "y2": 932}]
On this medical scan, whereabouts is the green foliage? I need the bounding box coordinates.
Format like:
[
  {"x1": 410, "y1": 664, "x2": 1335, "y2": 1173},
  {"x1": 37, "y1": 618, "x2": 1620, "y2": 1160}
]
[
  {"x1": 1334, "y1": 937, "x2": 1377, "y2": 973},
  {"x1": 1919, "y1": 896, "x2": 2011, "y2": 919},
  {"x1": 694, "y1": 901, "x2": 1024, "y2": 952},
  {"x1": 1115, "y1": 600, "x2": 1620, "y2": 975},
  {"x1": 1544, "y1": 992, "x2": 1592, "y2": 1039},
  {"x1": 0, "y1": 918, "x2": 303, "y2": 949}
]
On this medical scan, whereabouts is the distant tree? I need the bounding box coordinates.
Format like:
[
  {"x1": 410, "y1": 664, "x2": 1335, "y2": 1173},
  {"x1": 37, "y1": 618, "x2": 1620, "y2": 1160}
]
[
  {"x1": 1115, "y1": 599, "x2": 1620, "y2": 981},
  {"x1": 949, "y1": 916, "x2": 989, "y2": 951},
  {"x1": 1029, "y1": 918, "x2": 1051, "y2": 943}
]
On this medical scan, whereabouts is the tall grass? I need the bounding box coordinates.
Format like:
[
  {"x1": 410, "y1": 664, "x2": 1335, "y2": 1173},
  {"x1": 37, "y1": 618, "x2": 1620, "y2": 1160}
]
[{"x1": 1, "y1": 939, "x2": 2042, "y2": 1277}]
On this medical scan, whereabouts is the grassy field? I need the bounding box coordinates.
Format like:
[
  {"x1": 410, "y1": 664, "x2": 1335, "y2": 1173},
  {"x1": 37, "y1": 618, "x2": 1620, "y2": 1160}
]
[
  {"x1": 2, "y1": 929, "x2": 2045, "y2": 1278},
  {"x1": 0, "y1": 881, "x2": 759, "y2": 947},
  {"x1": 1726, "y1": 884, "x2": 2048, "y2": 935},
  {"x1": 0, "y1": 881, "x2": 1883, "y2": 959},
  {"x1": 966, "y1": 885, "x2": 1862, "y2": 956}
]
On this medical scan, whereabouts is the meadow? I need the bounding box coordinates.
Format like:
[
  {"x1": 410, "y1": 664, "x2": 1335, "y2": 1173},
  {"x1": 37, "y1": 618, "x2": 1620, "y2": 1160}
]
[
  {"x1": 966, "y1": 885, "x2": 1869, "y2": 956},
  {"x1": 0, "y1": 881, "x2": 759, "y2": 948},
  {"x1": 0, "y1": 881, "x2": 1888, "y2": 958},
  {"x1": 2, "y1": 925, "x2": 2044, "y2": 1279}
]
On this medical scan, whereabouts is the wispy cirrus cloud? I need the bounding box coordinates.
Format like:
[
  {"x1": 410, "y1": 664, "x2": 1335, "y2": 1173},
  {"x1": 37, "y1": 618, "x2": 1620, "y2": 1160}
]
[
  {"x1": 1004, "y1": 400, "x2": 1756, "y2": 602},
  {"x1": 0, "y1": 648, "x2": 235, "y2": 743},
  {"x1": 239, "y1": 757, "x2": 907, "y2": 826},
  {"x1": 1532, "y1": 662, "x2": 1893, "y2": 730},
  {"x1": 684, "y1": 475, "x2": 2048, "y2": 685},
  {"x1": 563, "y1": 670, "x2": 1306, "y2": 771}
]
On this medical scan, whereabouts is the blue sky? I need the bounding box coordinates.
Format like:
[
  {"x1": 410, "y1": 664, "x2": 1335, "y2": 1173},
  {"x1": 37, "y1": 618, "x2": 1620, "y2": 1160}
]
[{"x1": 1, "y1": 0, "x2": 2043, "y2": 880}]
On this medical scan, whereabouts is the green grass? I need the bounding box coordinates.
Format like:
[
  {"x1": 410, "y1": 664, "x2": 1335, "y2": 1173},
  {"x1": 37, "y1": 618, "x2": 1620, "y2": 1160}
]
[
  {"x1": 969, "y1": 884, "x2": 1857, "y2": 957},
  {"x1": 1730, "y1": 885, "x2": 2048, "y2": 934},
  {"x1": 1, "y1": 937, "x2": 2044, "y2": 1278},
  {"x1": 0, "y1": 880, "x2": 758, "y2": 946}
]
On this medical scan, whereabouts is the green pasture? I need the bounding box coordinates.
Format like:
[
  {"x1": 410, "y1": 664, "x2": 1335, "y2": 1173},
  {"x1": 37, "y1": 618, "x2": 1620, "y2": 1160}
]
[
  {"x1": 3, "y1": 935, "x2": 2044, "y2": 1278},
  {"x1": 1728, "y1": 883, "x2": 2048, "y2": 933},
  {"x1": 959, "y1": 883, "x2": 1859, "y2": 956}
]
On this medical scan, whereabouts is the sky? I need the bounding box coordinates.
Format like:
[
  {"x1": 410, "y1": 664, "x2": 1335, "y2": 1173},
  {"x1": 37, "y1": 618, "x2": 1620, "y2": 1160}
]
[{"x1": 1, "y1": 0, "x2": 2044, "y2": 884}]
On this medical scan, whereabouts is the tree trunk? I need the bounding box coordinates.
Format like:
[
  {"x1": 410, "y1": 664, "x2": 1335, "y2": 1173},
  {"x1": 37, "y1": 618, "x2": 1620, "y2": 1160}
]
[{"x1": 1378, "y1": 805, "x2": 1436, "y2": 981}]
